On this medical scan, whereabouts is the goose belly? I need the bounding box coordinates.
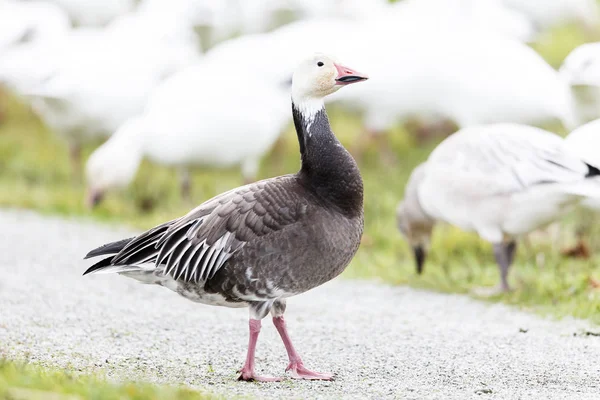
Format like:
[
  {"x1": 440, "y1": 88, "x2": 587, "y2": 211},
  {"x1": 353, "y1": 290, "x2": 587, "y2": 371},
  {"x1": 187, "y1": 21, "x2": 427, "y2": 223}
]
[
  {"x1": 119, "y1": 269, "x2": 248, "y2": 309},
  {"x1": 213, "y1": 213, "x2": 364, "y2": 299}
]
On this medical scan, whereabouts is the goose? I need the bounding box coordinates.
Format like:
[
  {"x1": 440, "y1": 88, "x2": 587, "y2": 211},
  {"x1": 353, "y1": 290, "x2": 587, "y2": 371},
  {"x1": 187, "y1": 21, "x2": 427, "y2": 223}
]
[
  {"x1": 396, "y1": 123, "x2": 600, "y2": 294},
  {"x1": 83, "y1": 54, "x2": 367, "y2": 381},
  {"x1": 8, "y1": 9, "x2": 202, "y2": 175},
  {"x1": 85, "y1": 61, "x2": 291, "y2": 206},
  {"x1": 560, "y1": 42, "x2": 600, "y2": 127}
]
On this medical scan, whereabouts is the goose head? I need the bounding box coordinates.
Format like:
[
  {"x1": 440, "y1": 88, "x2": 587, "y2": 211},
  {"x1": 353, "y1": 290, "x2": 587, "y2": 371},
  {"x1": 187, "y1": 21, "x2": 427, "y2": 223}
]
[
  {"x1": 560, "y1": 43, "x2": 600, "y2": 87},
  {"x1": 85, "y1": 118, "x2": 145, "y2": 208},
  {"x1": 292, "y1": 54, "x2": 367, "y2": 110}
]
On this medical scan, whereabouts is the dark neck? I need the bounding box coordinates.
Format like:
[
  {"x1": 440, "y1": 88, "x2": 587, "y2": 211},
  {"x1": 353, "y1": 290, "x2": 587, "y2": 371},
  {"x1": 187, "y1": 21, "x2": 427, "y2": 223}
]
[{"x1": 292, "y1": 101, "x2": 363, "y2": 217}]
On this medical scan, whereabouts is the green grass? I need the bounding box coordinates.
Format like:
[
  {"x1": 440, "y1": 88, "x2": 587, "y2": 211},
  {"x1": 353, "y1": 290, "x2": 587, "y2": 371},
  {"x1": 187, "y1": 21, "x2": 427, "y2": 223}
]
[
  {"x1": 1, "y1": 25, "x2": 600, "y2": 326},
  {"x1": 0, "y1": 360, "x2": 220, "y2": 400}
]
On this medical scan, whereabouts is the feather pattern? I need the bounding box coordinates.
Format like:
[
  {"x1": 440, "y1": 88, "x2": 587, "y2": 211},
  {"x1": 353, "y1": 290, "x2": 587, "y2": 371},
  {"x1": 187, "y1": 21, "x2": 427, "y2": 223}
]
[{"x1": 91, "y1": 176, "x2": 307, "y2": 284}]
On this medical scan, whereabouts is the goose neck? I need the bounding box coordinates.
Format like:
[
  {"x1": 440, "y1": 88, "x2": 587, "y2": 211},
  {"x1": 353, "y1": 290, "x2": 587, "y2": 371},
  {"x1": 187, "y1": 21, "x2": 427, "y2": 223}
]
[{"x1": 292, "y1": 99, "x2": 363, "y2": 217}]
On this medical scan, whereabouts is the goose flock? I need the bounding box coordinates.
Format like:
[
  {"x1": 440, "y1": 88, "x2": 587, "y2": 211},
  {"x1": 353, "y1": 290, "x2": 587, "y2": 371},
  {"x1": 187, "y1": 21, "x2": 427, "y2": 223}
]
[{"x1": 2, "y1": 0, "x2": 600, "y2": 382}]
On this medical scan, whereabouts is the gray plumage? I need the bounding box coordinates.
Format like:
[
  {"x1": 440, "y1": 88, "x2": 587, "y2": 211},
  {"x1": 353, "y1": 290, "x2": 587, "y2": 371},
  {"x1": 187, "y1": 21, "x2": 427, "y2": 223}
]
[{"x1": 84, "y1": 91, "x2": 363, "y2": 322}]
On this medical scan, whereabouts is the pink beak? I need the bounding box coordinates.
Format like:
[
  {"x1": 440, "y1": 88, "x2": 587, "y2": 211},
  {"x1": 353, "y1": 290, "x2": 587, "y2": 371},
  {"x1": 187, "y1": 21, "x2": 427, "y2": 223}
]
[{"x1": 334, "y1": 62, "x2": 368, "y2": 85}]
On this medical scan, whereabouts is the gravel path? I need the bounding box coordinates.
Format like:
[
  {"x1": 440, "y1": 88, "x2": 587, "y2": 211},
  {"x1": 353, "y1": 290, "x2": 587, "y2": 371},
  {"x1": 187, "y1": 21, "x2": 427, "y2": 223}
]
[{"x1": 1, "y1": 209, "x2": 599, "y2": 399}]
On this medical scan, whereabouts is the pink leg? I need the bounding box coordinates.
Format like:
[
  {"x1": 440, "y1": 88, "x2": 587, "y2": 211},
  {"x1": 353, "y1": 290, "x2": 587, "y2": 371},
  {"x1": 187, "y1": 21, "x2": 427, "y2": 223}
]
[
  {"x1": 238, "y1": 319, "x2": 283, "y2": 382},
  {"x1": 272, "y1": 316, "x2": 334, "y2": 380}
]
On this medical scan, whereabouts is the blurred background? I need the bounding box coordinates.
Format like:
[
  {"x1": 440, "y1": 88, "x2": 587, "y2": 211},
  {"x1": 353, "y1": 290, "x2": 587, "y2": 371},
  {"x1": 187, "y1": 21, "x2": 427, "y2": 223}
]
[{"x1": 1, "y1": 0, "x2": 600, "y2": 321}]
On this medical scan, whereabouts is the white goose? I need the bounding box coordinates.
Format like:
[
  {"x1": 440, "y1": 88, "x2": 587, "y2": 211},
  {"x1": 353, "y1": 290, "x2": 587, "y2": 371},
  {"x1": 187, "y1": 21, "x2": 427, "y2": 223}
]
[
  {"x1": 560, "y1": 42, "x2": 600, "y2": 127},
  {"x1": 8, "y1": 9, "x2": 202, "y2": 174},
  {"x1": 396, "y1": 123, "x2": 600, "y2": 294},
  {"x1": 85, "y1": 61, "x2": 290, "y2": 206}
]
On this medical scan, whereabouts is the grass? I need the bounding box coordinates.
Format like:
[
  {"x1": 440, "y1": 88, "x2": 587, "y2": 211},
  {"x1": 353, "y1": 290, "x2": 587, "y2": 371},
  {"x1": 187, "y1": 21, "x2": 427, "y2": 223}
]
[
  {"x1": 0, "y1": 360, "x2": 220, "y2": 400},
  {"x1": 1, "y1": 24, "x2": 600, "y2": 327}
]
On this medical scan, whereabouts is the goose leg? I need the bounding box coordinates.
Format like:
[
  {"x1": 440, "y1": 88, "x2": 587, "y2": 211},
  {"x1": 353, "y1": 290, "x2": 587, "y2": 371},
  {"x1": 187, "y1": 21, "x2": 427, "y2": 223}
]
[
  {"x1": 495, "y1": 241, "x2": 516, "y2": 292},
  {"x1": 271, "y1": 301, "x2": 333, "y2": 380},
  {"x1": 237, "y1": 319, "x2": 283, "y2": 382},
  {"x1": 473, "y1": 241, "x2": 516, "y2": 297}
]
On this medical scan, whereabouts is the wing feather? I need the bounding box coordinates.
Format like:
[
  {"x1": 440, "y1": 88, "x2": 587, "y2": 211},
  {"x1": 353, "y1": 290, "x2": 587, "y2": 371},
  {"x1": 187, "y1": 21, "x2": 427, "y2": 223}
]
[
  {"x1": 94, "y1": 176, "x2": 306, "y2": 283},
  {"x1": 428, "y1": 124, "x2": 592, "y2": 195}
]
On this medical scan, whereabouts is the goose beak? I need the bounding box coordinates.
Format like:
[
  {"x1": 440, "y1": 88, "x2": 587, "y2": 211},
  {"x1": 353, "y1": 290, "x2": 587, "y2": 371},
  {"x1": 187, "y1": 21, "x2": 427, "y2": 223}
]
[
  {"x1": 413, "y1": 245, "x2": 426, "y2": 275},
  {"x1": 86, "y1": 189, "x2": 105, "y2": 209},
  {"x1": 334, "y1": 63, "x2": 368, "y2": 85}
]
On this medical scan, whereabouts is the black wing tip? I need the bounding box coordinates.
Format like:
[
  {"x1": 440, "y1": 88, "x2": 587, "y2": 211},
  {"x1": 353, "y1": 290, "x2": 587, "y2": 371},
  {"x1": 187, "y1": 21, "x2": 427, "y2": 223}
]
[
  {"x1": 83, "y1": 256, "x2": 114, "y2": 276},
  {"x1": 83, "y1": 237, "x2": 136, "y2": 260},
  {"x1": 586, "y1": 163, "x2": 600, "y2": 178}
]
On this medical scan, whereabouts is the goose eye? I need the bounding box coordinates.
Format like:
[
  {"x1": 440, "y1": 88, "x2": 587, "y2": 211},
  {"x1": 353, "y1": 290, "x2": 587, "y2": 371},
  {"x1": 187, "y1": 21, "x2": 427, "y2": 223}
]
[{"x1": 317, "y1": 61, "x2": 324, "y2": 67}]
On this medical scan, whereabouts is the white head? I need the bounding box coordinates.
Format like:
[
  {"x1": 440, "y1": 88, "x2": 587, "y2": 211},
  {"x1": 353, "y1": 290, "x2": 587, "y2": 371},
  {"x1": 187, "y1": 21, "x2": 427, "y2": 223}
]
[
  {"x1": 291, "y1": 53, "x2": 368, "y2": 116},
  {"x1": 560, "y1": 43, "x2": 600, "y2": 87},
  {"x1": 85, "y1": 118, "x2": 145, "y2": 208}
]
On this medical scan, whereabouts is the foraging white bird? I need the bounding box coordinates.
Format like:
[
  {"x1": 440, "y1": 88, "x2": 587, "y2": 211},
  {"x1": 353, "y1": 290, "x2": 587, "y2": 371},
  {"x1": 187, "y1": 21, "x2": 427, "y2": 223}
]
[
  {"x1": 501, "y1": 0, "x2": 600, "y2": 36},
  {"x1": 396, "y1": 123, "x2": 600, "y2": 293},
  {"x1": 565, "y1": 118, "x2": 600, "y2": 210},
  {"x1": 560, "y1": 42, "x2": 600, "y2": 127},
  {"x1": 85, "y1": 61, "x2": 290, "y2": 206},
  {"x1": 45, "y1": 0, "x2": 136, "y2": 27}
]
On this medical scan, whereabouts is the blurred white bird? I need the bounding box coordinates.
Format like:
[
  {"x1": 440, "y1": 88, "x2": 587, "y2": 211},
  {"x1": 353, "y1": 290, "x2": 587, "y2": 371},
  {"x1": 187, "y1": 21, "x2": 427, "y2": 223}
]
[
  {"x1": 333, "y1": 29, "x2": 575, "y2": 143},
  {"x1": 502, "y1": 0, "x2": 600, "y2": 36},
  {"x1": 0, "y1": 0, "x2": 70, "y2": 53},
  {"x1": 390, "y1": 0, "x2": 535, "y2": 43},
  {"x1": 45, "y1": 0, "x2": 136, "y2": 27},
  {"x1": 396, "y1": 123, "x2": 600, "y2": 294},
  {"x1": 85, "y1": 62, "x2": 290, "y2": 206},
  {"x1": 1, "y1": 8, "x2": 202, "y2": 175},
  {"x1": 560, "y1": 42, "x2": 600, "y2": 127}
]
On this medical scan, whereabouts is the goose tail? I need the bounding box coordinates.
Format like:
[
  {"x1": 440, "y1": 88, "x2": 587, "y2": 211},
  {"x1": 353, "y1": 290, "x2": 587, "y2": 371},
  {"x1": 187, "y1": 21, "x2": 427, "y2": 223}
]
[{"x1": 83, "y1": 237, "x2": 135, "y2": 275}]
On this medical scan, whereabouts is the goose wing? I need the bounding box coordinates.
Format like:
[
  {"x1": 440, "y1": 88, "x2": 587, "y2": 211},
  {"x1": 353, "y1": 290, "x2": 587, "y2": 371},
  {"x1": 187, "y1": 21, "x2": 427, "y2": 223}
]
[
  {"x1": 427, "y1": 124, "x2": 595, "y2": 195},
  {"x1": 86, "y1": 176, "x2": 306, "y2": 282}
]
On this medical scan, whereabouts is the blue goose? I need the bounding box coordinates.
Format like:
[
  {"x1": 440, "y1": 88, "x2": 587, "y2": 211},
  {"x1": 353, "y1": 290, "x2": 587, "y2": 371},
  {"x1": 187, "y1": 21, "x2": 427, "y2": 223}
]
[{"x1": 83, "y1": 54, "x2": 368, "y2": 382}]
